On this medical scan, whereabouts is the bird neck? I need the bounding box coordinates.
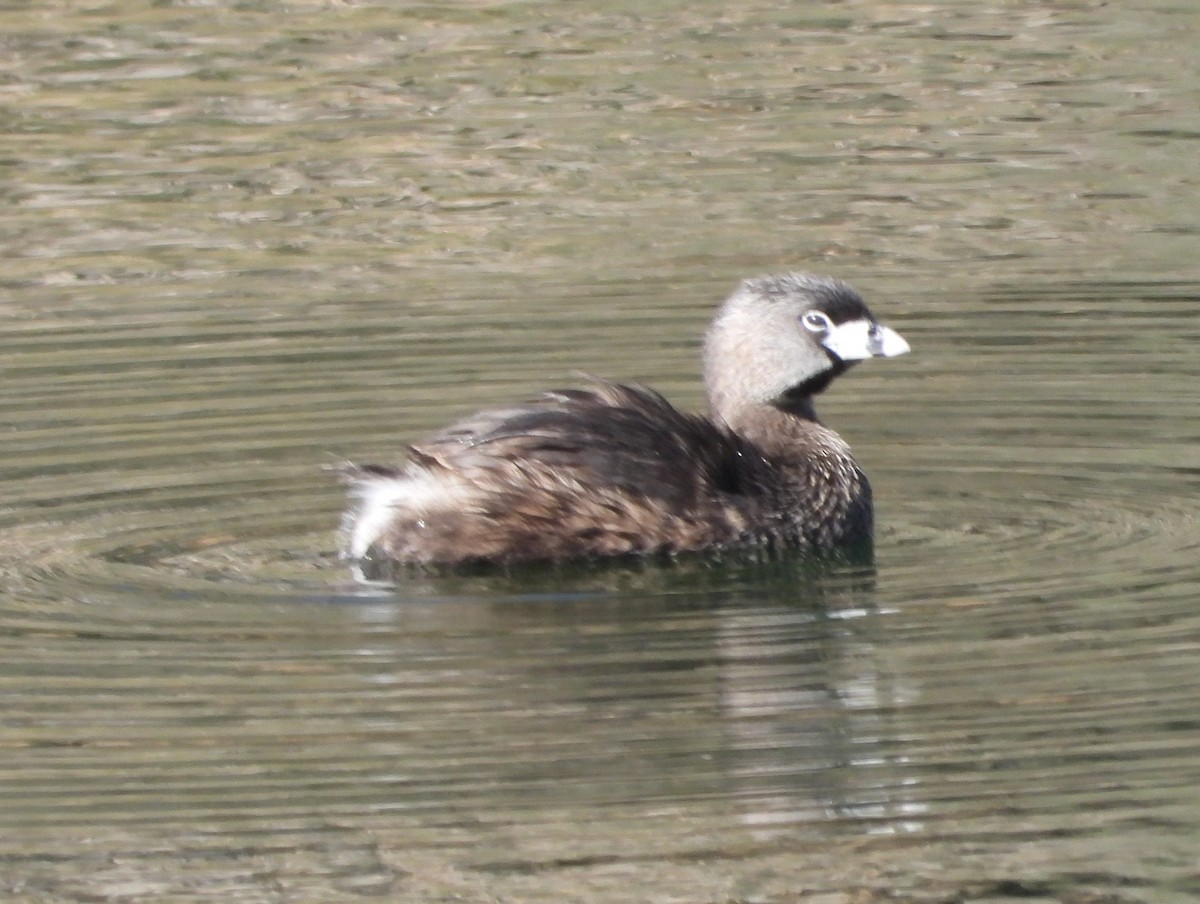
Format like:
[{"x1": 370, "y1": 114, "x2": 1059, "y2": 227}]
[{"x1": 717, "y1": 397, "x2": 834, "y2": 460}]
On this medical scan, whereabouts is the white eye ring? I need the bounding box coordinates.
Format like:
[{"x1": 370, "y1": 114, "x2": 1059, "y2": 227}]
[{"x1": 801, "y1": 310, "x2": 832, "y2": 334}]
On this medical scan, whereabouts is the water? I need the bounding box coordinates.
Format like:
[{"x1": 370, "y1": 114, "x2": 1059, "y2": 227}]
[{"x1": 3, "y1": 2, "x2": 1200, "y2": 902}]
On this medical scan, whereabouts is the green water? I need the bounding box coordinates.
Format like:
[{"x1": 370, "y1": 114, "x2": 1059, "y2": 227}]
[{"x1": 2, "y1": 2, "x2": 1199, "y2": 902}]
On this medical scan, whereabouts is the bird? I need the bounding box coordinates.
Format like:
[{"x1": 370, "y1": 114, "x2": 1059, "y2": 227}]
[{"x1": 339, "y1": 273, "x2": 909, "y2": 568}]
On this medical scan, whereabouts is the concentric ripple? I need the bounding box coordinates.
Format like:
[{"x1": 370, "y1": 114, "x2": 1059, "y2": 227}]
[
  {"x1": 3, "y1": 277, "x2": 1200, "y2": 904},
  {"x1": 884, "y1": 466, "x2": 1200, "y2": 599},
  {"x1": 5, "y1": 0, "x2": 1200, "y2": 897},
  {"x1": 4, "y1": 278, "x2": 1198, "y2": 608}
]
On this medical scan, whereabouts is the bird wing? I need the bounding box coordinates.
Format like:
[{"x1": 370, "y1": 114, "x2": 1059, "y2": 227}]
[{"x1": 408, "y1": 379, "x2": 754, "y2": 509}]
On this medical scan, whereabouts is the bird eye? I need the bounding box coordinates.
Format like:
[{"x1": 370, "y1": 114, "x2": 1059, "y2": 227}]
[{"x1": 801, "y1": 310, "x2": 832, "y2": 334}]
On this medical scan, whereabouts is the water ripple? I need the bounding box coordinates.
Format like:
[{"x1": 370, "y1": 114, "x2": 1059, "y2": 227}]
[{"x1": 3, "y1": 270, "x2": 1199, "y2": 903}]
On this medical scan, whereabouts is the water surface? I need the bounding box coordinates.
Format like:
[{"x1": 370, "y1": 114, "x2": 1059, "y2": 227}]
[{"x1": 3, "y1": 2, "x2": 1200, "y2": 902}]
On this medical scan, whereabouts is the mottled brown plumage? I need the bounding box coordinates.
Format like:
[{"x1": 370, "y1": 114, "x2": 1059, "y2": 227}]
[{"x1": 341, "y1": 273, "x2": 908, "y2": 567}]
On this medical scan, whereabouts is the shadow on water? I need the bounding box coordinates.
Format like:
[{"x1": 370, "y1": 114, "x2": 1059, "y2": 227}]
[
  {"x1": 350, "y1": 543, "x2": 878, "y2": 608},
  {"x1": 329, "y1": 549, "x2": 913, "y2": 857},
  {"x1": 4, "y1": 0, "x2": 1200, "y2": 899}
]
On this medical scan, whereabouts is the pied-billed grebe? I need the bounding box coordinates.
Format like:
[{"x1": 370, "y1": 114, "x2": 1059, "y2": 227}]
[{"x1": 341, "y1": 273, "x2": 908, "y2": 566}]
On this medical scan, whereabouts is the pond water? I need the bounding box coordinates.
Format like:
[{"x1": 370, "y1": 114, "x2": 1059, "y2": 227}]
[{"x1": 3, "y1": 2, "x2": 1200, "y2": 902}]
